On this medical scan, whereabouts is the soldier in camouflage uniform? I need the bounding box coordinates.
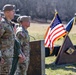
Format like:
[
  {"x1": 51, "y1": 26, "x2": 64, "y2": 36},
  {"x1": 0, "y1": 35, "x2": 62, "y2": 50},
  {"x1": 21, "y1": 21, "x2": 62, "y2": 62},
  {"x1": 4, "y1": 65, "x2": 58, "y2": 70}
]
[
  {"x1": 15, "y1": 16, "x2": 31, "y2": 75},
  {"x1": 0, "y1": 4, "x2": 15, "y2": 75}
]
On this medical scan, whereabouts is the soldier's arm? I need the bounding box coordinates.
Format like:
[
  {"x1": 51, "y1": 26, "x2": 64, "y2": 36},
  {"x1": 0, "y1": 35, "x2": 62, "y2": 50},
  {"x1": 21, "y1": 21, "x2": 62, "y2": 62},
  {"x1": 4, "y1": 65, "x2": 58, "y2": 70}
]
[
  {"x1": 16, "y1": 31, "x2": 25, "y2": 45},
  {"x1": 16, "y1": 31, "x2": 25, "y2": 51},
  {"x1": 0, "y1": 22, "x2": 5, "y2": 38},
  {"x1": 16, "y1": 31, "x2": 25, "y2": 53},
  {"x1": 16, "y1": 32, "x2": 27, "y2": 62},
  {"x1": 0, "y1": 21, "x2": 5, "y2": 61},
  {"x1": 17, "y1": 31, "x2": 30, "y2": 57},
  {"x1": 14, "y1": 39, "x2": 22, "y2": 56}
]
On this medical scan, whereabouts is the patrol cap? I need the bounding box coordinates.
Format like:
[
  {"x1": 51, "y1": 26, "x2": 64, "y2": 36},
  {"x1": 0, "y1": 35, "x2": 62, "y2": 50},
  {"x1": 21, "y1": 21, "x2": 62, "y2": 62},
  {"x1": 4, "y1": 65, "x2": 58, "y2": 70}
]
[
  {"x1": 3, "y1": 4, "x2": 15, "y2": 11},
  {"x1": 17, "y1": 16, "x2": 31, "y2": 23}
]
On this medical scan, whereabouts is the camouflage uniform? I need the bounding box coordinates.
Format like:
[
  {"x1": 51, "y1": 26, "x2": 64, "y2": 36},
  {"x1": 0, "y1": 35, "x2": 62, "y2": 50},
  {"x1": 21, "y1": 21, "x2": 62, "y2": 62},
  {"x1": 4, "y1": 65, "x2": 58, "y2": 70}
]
[
  {"x1": 16, "y1": 25, "x2": 30, "y2": 75},
  {"x1": 0, "y1": 17, "x2": 15, "y2": 75},
  {"x1": 9, "y1": 38, "x2": 22, "y2": 75}
]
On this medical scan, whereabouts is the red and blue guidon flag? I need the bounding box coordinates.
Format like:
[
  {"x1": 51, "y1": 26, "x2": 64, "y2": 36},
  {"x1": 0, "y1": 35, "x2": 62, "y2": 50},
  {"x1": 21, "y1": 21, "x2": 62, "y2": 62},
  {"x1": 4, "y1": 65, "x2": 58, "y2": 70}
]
[{"x1": 44, "y1": 12, "x2": 67, "y2": 54}]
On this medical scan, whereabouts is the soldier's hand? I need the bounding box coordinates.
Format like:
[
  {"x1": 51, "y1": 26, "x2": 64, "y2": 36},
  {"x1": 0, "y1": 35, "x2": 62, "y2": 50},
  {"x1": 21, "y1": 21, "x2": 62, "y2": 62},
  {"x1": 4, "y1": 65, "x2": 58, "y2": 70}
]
[
  {"x1": 22, "y1": 54, "x2": 26, "y2": 60},
  {"x1": 18, "y1": 54, "x2": 26, "y2": 63},
  {"x1": 18, "y1": 54, "x2": 24, "y2": 63},
  {"x1": 0, "y1": 58, "x2": 5, "y2": 64},
  {"x1": 18, "y1": 54, "x2": 23, "y2": 58}
]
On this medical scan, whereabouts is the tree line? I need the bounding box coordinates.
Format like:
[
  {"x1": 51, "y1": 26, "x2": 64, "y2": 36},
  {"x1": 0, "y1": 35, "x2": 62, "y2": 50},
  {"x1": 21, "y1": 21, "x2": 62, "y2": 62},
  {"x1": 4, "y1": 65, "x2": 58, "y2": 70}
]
[{"x1": 0, "y1": 0, "x2": 76, "y2": 22}]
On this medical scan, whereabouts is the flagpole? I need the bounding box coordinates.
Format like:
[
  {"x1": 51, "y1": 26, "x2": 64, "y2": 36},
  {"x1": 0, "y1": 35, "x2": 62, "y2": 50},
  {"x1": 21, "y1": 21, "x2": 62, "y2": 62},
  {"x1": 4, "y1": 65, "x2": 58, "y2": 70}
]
[
  {"x1": 72, "y1": 13, "x2": 76, "y2": 28},
  {"x1": 50, "y1": 9, "x2": 58, "y2": 27},
  {"x1": 54, "y1": 9, "x2": 57, "y2": 13},
  {"x1": 74, "y1": 13, "x2": 76, "y2": 24}
]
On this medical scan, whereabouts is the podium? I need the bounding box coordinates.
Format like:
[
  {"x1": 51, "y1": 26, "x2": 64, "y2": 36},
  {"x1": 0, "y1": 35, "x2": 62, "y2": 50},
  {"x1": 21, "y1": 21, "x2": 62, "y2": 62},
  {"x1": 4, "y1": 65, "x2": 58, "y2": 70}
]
[{"x1": 27, "y1": 40, "x2": 45, "y2": 75}]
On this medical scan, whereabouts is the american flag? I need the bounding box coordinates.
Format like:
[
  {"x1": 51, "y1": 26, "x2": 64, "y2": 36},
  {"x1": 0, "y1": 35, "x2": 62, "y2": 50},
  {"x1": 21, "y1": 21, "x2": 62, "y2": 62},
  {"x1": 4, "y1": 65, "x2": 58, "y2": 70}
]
[{"x1": 44, "y1": 12, "x2": 67, "y2": 54}]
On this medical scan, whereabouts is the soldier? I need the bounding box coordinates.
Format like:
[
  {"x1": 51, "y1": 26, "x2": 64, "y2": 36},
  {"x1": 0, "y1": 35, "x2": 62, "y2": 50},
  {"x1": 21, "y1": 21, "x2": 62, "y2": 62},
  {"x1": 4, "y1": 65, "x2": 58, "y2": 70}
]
[
  {"x1": 0, "y1": 4, "x2": 21, "y2": 75},
  {"x1": 10, "y1": 38, "x2": 23, "y2": 75},
  {"x1": 15, "y1": 16, "x2": 31, "y2": 75}
]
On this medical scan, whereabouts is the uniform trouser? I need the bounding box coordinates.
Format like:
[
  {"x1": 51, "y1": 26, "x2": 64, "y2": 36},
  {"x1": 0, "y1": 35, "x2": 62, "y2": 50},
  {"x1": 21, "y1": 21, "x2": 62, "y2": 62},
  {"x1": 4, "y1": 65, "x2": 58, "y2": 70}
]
[
  {"x1": 0, "y1": 57, "x2": 13, "y2": 75},
  {"x1": 9, "y1": 57, "x2": 19, "y2": 75},
  {"x1": 9, "y1": 39, "x2": 21, "y2": 75},
  {"x1": 19, "y1": 61, "x2": 29, "y2": 75},
  {"x1": 0, "y1": 48, "x2": 13, "y2": 75},
  {"x1": 14, "y1": 60, "x2": 29, "y2": 75}
]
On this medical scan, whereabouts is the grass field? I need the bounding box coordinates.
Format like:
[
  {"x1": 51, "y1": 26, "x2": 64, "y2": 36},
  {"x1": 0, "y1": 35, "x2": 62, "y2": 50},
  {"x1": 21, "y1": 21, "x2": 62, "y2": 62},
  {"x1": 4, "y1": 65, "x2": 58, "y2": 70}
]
[
  {"x1": 28, "y1": 22, "x2": 76, "y2": 45},
  {"x1": 28, "y1": 23, "x2": 76, "y2": 75}
]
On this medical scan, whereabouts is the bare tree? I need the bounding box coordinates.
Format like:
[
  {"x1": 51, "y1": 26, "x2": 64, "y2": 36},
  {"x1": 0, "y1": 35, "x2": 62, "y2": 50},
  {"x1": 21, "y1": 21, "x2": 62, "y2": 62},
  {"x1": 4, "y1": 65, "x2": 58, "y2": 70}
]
[{"x1": 0, "y1": 0, "x2": 76, "y2": 22}]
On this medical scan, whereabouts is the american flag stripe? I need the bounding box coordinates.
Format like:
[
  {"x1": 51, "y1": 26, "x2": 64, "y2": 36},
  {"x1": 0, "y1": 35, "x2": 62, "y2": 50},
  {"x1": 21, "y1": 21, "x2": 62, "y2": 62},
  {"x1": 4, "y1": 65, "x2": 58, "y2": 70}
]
[
  {"x1": 50, "y1": 24, "x2": 64, "y2": 34},
  {"x1": 50, "y1": 31, "x2": 67, "y2": 50},
  {"x1": 44, "y1": 24, "x2": 66, "y2": 47},
  {"x1": 50, "y1": 30, "x2": 66, "y2": 43},
  {"x1": 50, "y1": 30, "x2": 66, "y2": 45},
  {"x1": 44, "y1": 27, "x2": 51, "y2": 46},
  {"x1": 50, "y1": 25, "x2": 66, "y2": 40},
  {"x1": 44, "y1": 24, "x2": 63, "y2": 44}
]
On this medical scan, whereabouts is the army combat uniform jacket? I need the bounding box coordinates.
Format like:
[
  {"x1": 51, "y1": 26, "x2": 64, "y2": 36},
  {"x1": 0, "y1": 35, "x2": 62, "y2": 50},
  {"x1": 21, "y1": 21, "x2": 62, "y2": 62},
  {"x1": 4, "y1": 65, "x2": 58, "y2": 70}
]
[
  {"x1": 0, "y1": 18, "x2": 15, "y2": 75},
  {"x1": 16, "y1": 26, "x2": 30, "y2": 72}
]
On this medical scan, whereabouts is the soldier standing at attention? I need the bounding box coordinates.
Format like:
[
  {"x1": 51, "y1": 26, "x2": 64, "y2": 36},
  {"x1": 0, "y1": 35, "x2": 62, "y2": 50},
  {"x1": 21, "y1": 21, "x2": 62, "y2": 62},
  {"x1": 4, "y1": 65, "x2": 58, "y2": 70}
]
[
  {"x1": 15, "y1": 16, "x2": 31, "y2": 75},
  {"x1": 0, "y1": 4, "x2": 16, "y2": 75}
]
